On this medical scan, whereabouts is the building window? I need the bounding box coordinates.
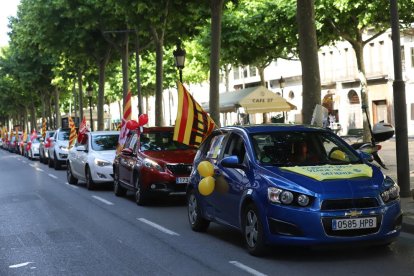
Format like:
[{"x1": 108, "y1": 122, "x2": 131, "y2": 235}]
[
  {"x1": 348, "y1": 90, "x2": 360, "y2": 104},
  {"x1": 249, "y1": 66, "x2": 257, "y2": 77},
  {"x1": 243, "y1": 67, "x2": 248, "y2": 78},
  {"x1": 289, "y1": 91, "x2": 295, "y2": 99},
  {"x1": 233, "y1": 67, "x2": 240, "y2": 80},
  {"x1": 401, "y1": 46, "x2": 406, "y2": 71}
]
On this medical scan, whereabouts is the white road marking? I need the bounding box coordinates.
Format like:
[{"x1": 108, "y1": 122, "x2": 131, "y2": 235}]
[
  {"x1": 229, "y1": 261, "x2": 267, "y2": 276},
  {"x1": 65, "y1": 182, "x2": 79, "y2": 189},
  {"x1": 92, "y1": 195, "x2": 114, "y2": 205},
  {"x1": 9, "y1": 262, "x2": 34, "y2": 268},
  {"x1": 137, "y1": 218, "x2": 179, "y2": 236},
  {"x1": 29, "y1": 164, "x2": 36, "y2": 167},
  {"x1": 48, "y1": 174, "x2": 58, "y2": 179},
  {"x1": 36, "y1": 168, "x2": 44, "y2": 172}
]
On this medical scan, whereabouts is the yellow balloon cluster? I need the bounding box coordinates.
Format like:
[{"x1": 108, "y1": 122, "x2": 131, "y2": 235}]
[{"x1": 197, "y1": 161, "x2": 215, "y2": 196}]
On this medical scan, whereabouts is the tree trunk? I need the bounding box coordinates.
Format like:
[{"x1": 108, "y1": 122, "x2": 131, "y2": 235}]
[
  {"x1": 54, "y1": 88, "x2": 61, "y2": 129},
  {"x1": 121, "y1": 33, "x2": 129, "y2": 110},
  {"x1": 77, "y1": 70, "x2": 84, "y2": 121},
  {"x1": 97, "y1": 47, "x2": 111, "y2": 131},
  {"x1": 30, "y1": 102, "x2": 36, "y2": 131},
  {"x1": 223, "y1": 64, "x2": 231, "y2": 92},
  {"x1": 297, "y1": 0, "x2": 321, "y2": 125},
  {"x1": 135, "y1": 34, "x2": 143, "y2": 115},
  {"x1": 209, "y1": 0, "x2": 224, "y2": 127},
  {"x1": 47, "y1": 94, "x2": 54, "y2": 129},
  {"x1": 353, "y1": 41, "x2": 372, "y2": 143},
  {"x1": 153, "y1": 33, "x2": 165, "y2": 126}
]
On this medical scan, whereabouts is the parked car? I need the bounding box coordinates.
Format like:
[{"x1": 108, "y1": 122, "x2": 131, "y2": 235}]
[
  {"x1": 187, "y1": 125, "x2": 402, "y2": 256},
  {"x1": 67, "y1": 131, "x2": 119, "y2": 190},
  {"x1": 48, "y1": 128, "x2": 70, "y2": 170},
  {"x1": 39, "y1": 130, "x2": 56, "y2": 164},
  {"x1": 26, "y1": 138, "x2": 41, "y2": 160},
  {"x1": 113, "y1": 127, "x2": 197, "y2": 205},
  {"x1": 8, "y1": 132, "x2": 22, "y2": 154}
]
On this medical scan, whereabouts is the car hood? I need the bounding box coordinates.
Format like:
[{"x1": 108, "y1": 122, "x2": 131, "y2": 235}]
[
  {"x1": 141, "y1": 150, "x2": 196, "y2": 164},
  {"x1": 94, "y1": 150, "x2": 116, "y2": 163},
  {"x1": 262, "y1": 164, "x2": 384, "y2": 198},
  {"x1": 57, "y1": 140, "x2": 69, "y2": 147}
]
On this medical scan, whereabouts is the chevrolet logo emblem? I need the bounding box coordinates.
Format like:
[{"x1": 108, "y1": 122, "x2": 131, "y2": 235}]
[{"x1": 345, "y1": 210, "x2": 362, "y2": 217}]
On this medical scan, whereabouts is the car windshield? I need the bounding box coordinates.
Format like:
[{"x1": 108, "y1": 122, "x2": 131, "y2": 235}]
[
  {"x1": 58, "y1": 130, "x2": 70, "y2": 140},
  {"x1": 252, "y1": 131, "x2": 361, "y2": 166},
  {"x1": 140, "y1": 131, "x2": 193, "y2": 151},
  {"x1": 91, "y1": 134, "x2": 119, "y2": 151},
  {"x1": 48, "y1": 132, "x2": 55, "y2": 138}
]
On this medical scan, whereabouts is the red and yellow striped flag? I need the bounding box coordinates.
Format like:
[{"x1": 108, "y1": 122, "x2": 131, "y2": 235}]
[
  {"x1": 68, "y1": 116, "x2": 77, "y2": 149},
  {"x1": 117, "y1": 90, "x2": 132, "y2": 153},
  {"x1": 42, "y1": 118, "x2": 46, "y2": 139},
  {"x1": 173, "y1": 82, "x2": 216, "y2": 147}
]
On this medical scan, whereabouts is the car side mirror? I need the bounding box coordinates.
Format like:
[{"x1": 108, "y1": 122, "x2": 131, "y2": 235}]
[
  {"x1": 76, "y1": 145, "x2": 87, "y2": 152},
  {"x1": 121, "y1": 148, "x2": 134, "y2": 156},
  {"x1": 221, "y1": 155, "x2": 246, "y2": 169},
  {"x1": 357, "y1": 150, "x2": 374, "y2": 162}
]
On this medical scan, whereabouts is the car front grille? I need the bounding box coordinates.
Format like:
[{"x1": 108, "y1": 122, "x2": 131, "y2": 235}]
[
  {"x1": 166, "y1": 164, "x2": 192, "y2": 175},
  {"x1": 321, "y1": 215, "x2": 382, "y2": 237},
  {"x1": 321, "y1": 198, "x2": 379, "y2": 211}
]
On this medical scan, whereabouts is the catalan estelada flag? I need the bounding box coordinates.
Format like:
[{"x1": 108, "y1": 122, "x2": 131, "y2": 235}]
[
  {"x1": 173, "y1": 82, "x2": 216, "y2": 147},
  {"x1": 116, "y1": 90, "x2": 132, "y2": 153},
  {"x1": 68, "y1": 116, "x2": 77, "y2": 149},
  {"x1": 42, "y1": 118, "x2": 46, "y2": 139}
]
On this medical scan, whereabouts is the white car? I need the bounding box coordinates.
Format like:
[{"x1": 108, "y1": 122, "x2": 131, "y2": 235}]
[
  {"x1": 48, "y1": 128, "x2": 70, "y2": 170},
  {"x1": 27, "y1": 138, "x2": 41, "y2": 160},
  {"x1": 67, "y1": 131, "x2": 119, "y2": 190}
]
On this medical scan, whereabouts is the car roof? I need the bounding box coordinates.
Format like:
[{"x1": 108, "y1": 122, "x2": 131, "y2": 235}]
[
  {"x1": 89, "y1": 131, "x2": 119, "y2": 136},
  {"x1": 219, "y1": 124, "x2": 326, "y2": 135}
]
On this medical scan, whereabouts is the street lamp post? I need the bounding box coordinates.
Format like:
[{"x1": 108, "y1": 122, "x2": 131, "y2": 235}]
[
  {"x1": 86, "y1": 85, "x2": 94, "y2": 131},
  {"x1": 279, "y1": 76, "x2": 286, "y2": 123},
  {"x1": 173, "y1": 41, "x2": 186, "y2": 83}
]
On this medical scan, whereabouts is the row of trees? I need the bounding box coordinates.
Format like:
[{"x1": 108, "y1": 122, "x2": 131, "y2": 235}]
[{"x1": 0, "y1": 0, "x2": 413, "y2": 138}]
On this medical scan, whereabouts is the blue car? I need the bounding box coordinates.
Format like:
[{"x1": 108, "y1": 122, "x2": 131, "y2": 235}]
[{"x1": 186, "y1": 125, "x2": 402, "y2": 255}]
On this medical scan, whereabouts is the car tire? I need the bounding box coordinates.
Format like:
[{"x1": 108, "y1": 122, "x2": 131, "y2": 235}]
[
  {"x1": 134, "y1": 175, "x2": 148, "y2": 206},
  {"x1": 243, "y1": 203, "x2": 267, "y2": 256},
  {"x1": 54, "y1": 153, "x2": 61, "y2": 170},
  {"x1": 187, "y1": 189, "x2": 210, "y2": 232},
  {"x1": 85, "y1": 166, "x2": 95, "y2": 190},
  {"x1": 67, "y1": 163, "x2": 78, "y2": 185},
  {"x1": 113, "y1": 167, "x2": 127, "y2": 197}
]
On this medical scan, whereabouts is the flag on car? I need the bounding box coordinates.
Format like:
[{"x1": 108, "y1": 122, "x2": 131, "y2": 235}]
[
  {"x1": 68, "y1": 116, "x2": 77, "y2": 149},
  {"x1": 42, "y1": 118, "x2": 46, "y2": 139},
  {"x1": 77, "y1": 116, "x2": 88, "y2": 143},
  {"x1": 116, "y1": 90, "x2": 132, "y2": 153},
  {"x1": 173, "y1": 82, "x2": 216, "y2": 147},
  {"x1": 30, "y1": 129, "x2": 38, "y2": 141}
]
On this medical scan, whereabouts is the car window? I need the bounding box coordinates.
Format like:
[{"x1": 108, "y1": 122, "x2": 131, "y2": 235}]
[
  {"x1": 252, "y1": 131, "x2": 360, "y2": 166},
  {"x1": 48, "y1": 132, "x2": 55, "y2": 138},
  {"x1": 58, "y1": 130, "x2": 70, "y2": 140},
  {"x1": 206, "y1": 134, "x2": 226, "y2": 159},
  {"x1": 223, "y1": 134, "x2": 246, "y2": 163},
  {"x1": 139, "y1": 131, "x2": 193, "y2": 151},
  {"x1": 92, "y1": 134, "x2": 119, "y2": 151}
]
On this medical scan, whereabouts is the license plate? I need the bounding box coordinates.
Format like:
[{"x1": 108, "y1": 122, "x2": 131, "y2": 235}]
[
  {"x1": 176, "y1": 177, "x2": 189, "y2": 184},
  {"x1": 332, "y1": 217, "x2": 377, "y2": 230}
]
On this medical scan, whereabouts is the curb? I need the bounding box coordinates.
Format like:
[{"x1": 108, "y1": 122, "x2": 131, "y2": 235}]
[{"x1": 402, "y1": 215, "x2": 414, "y2": 234}]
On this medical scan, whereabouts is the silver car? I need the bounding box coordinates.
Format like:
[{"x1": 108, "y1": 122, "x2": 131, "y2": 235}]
[
  {"x1": 48, "y1": 128, "x2": 70, "y2": 170},
  {"x1": 67, "y1": 131, "x2": 119, "y2": 190}
]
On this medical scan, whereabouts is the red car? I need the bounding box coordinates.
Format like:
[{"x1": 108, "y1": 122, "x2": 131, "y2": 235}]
[{"x1": 113, "y1": 127, "x2": 196, "y2": 205}]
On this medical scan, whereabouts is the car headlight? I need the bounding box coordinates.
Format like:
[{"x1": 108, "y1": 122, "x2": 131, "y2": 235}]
[
  {"x1": 94, "y1": 158, "x2": 112, "y2": 167},
  {"x1": 267, "y1": 187, "x2": 311, "y2": 207},
  {"x1": 59, "y1": 146, "x2": 68, "y2": 151},
  {"x1": 381, "y1": 177, "x2": 400, "y2": 203},
  {"x1": 143, "y1": 158, "x2": 164, "y2": 172}
]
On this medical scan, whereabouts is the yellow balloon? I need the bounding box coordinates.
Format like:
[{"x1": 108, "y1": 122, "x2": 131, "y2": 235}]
[
  {"x1": 198, "y1": 176, "x2": 215, "y2": 196},
  {"x1": 197, "y1": 161, "x2": 215, "y2": 178}
]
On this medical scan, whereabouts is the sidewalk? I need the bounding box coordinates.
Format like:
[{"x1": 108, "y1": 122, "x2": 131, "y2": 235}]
[{"x1": 374, "y1": 139, "x2": 414, "y2": 234}]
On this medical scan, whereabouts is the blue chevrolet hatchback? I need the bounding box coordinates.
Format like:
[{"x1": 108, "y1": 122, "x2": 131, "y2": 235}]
[{"x1": 186, "y1": 125, "x2": 402, "y2": 255}]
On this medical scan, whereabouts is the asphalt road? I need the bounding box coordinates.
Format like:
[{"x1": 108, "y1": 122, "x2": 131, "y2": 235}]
[{"x1": 1, "y1": 149, "x2": 414, "y2": 276}]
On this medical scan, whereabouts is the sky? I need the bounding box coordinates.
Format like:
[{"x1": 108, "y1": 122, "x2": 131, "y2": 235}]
[{"x1": 0, "y1": 0, "x2": 20, "y2": 47}]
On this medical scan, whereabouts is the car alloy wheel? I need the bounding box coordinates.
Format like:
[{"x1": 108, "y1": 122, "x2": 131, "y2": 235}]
[
  {"x1": 243, "y1": 204, "x2": 266, "y2": 256},
  {"x1": 85, "y1": 167, "x2": 94, "y2": 190},
  {"x1": 66, "y1": 163, "x2": 78, "y2": 185},
  {"x1": 187, "y1": 189, "x2": 210, "y2": 232},
  {"x1": 134, "y1": 176, "x2": 148, "y2": 206}
]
